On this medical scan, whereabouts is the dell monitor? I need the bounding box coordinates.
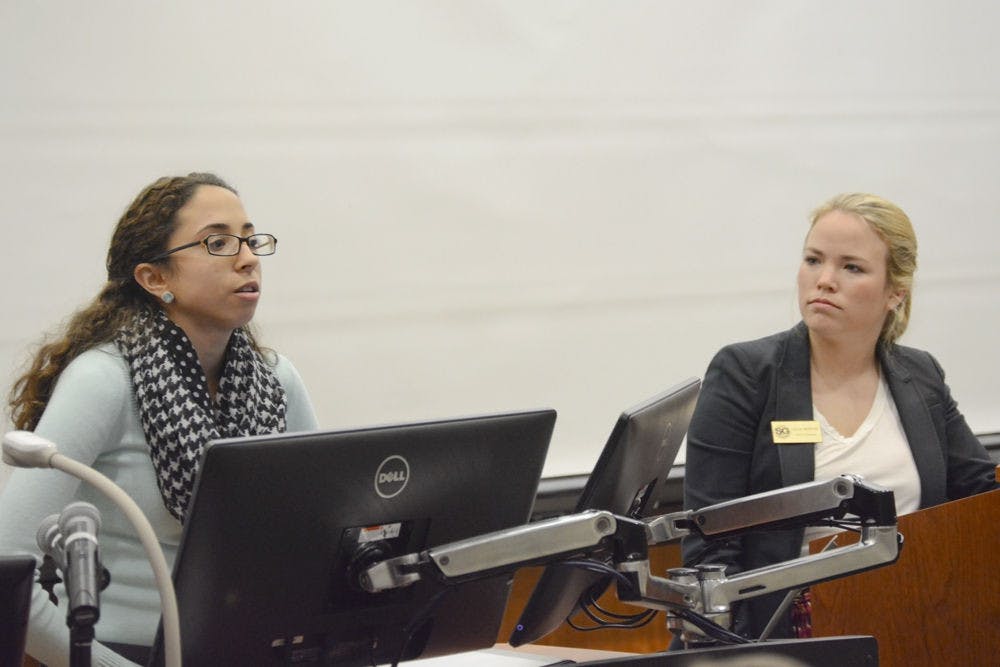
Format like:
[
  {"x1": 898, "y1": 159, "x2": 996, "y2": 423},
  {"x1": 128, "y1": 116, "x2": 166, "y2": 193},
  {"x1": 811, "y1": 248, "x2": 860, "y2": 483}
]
[
  {"x1": 508, "y1": 378, "x2": 700, "y2": 646},
  {"x1": 150, "y1": 409, "x2": 556, "y2": 666}
]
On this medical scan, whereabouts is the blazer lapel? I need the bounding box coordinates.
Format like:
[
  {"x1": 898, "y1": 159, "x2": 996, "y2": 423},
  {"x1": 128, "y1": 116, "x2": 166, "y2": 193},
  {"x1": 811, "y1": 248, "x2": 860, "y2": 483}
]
[
  {"x1": 774, "y1": 323, "x2": 816, "y2": 486},
  {"x1": 880, "y1": 346, "x2": 947, "y2": 507}
]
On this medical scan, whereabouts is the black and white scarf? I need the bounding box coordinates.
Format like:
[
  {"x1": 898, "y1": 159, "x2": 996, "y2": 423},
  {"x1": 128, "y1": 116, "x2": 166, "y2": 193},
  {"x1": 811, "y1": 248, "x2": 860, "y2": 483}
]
[{"x1": 117, "y1": 309, "x2": 287, "y2": 522}]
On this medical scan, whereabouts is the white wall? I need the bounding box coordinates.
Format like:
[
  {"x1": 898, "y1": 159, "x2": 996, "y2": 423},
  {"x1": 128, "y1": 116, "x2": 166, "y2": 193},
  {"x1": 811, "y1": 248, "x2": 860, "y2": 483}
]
[{"x1": 2, "y1": 1, "x2": 998, "y2": 483}]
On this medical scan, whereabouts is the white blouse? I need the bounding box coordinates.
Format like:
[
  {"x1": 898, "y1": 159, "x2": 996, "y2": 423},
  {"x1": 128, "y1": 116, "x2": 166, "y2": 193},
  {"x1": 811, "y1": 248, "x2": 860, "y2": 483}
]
[{"x1": 802, "y1": 375, "x2": 921, "y2": 552}]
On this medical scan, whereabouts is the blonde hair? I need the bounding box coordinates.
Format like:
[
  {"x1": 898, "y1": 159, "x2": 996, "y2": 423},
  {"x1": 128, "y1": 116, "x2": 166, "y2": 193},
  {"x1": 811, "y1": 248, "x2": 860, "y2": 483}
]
[{"x1": 809, "y1": 193, "x2": 918, "y2": 346}]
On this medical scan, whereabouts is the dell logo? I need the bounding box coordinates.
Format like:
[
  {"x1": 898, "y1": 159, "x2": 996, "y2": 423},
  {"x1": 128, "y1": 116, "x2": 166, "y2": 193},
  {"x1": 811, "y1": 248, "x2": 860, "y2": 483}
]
[{"x1": 375, "y1": 455, "x2": 410, "y2": 498}]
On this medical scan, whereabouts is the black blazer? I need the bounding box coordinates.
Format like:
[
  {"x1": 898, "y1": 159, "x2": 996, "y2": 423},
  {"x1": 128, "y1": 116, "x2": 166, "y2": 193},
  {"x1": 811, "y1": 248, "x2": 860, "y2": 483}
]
[{"x1": 681, "y1": 322, "x2": 998, "y2": 639}]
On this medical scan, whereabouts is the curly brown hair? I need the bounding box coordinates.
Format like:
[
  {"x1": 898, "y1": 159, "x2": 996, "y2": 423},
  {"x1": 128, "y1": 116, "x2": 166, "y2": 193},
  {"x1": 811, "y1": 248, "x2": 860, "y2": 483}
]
[{"x1": 8, "y1": 172, "x2": 262, "y2": 430}]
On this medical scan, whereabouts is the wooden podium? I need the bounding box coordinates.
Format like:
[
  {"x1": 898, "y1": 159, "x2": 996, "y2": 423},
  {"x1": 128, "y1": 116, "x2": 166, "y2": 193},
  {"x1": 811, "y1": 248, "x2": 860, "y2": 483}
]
[{"x1": 810, "y1": 486, "x2": 1000, "y2": 666}]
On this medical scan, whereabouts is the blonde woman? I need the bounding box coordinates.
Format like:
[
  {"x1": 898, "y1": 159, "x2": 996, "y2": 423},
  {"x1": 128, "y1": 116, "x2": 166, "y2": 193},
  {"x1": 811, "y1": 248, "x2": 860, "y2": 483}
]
[{"x1": 681, "y1": 193, "x2": 997, "y2": 640}]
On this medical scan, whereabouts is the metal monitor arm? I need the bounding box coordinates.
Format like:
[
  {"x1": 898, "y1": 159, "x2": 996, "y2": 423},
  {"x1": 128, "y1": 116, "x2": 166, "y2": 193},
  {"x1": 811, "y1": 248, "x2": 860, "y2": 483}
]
[
  {"x1": 360, "y1": 475, "x2": 901, "y2": 644},
  {"x1": 625, "y1": 475, "x2": 900, "y2": 642}
]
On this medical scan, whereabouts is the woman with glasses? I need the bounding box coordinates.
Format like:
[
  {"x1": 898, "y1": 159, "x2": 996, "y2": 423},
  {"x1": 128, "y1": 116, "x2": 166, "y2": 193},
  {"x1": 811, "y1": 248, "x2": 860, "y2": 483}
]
[{"x1": 0, "y1": 172, "x2": 318, "y2": 665}]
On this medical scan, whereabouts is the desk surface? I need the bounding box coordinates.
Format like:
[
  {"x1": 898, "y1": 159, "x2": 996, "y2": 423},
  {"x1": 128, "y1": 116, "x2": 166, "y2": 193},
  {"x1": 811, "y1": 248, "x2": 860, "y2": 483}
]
[{"x1": 410, "y1": 644, "x2": 636, "y2": 666}]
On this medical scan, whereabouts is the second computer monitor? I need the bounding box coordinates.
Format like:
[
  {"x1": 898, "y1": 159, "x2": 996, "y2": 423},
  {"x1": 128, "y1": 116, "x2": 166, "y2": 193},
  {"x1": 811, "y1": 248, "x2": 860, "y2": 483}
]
[{"x1": 509, "y1": 378, "x2": 700, "y2": 646}]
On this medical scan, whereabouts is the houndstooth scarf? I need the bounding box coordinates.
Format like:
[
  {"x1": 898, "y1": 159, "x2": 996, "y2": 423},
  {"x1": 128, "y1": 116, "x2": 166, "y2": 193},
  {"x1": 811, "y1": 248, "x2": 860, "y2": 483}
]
[{"x1": 117, "y1": 309, "x2": 287, "y2": 522}]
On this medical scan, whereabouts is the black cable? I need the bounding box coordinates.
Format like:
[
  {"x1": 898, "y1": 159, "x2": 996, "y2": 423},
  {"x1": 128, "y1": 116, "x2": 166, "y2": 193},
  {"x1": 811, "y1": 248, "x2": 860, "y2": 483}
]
[
  {"x1": 562, "y1": 575, "x2": 744, "y2": 643},
  {"x1": 674, "y1": 608, "x2": 751, "y2": 645},
  {"x1": 557, "y1": 558, "x2": 656, "y2": 626},
  {"x1": 554, "y1": 558, "x2": 639, "y2": 591},
  {"x1": 569, "y1": 603, "x2": 652, "y2": 631},
  {"x1": 391, "y1": 586, "x2": 451, "y2": 667},
  {"x1": 583, "y1": 586, "x2": 655, "y2": 625},
  {"x1": 568, "y1": 614, "x2": 650, "y2": 631},
  {"x1": 568, "y1": 604, "x2": 657, "y2": 631},
  {"x1": 577, "y1": 593, "x2": 653, "y2": 628},
  {"x1": 547, "y1": 561, "x2": 660, "y2": 631},
  {"x1": 587, "y1": 598, "x2": 651, "y2": 621},
  {"x1": 549, "y1": 552, "x2": 777, "y2": 643}
]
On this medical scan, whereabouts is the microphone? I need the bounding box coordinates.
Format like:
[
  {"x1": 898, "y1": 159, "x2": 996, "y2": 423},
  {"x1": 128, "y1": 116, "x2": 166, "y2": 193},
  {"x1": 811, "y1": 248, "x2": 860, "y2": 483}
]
[
  {"x1": 36, "y1": 513, "x2": 66, "y2": 570},
  {"x1": 3, "y1": 430, "x2": 182, "y2": 667},
  {"x1": 58, "y1": 501, "x2": 102, "y2": 627},
  {"x1": 2, "y1": 429, "x2": 58, "y2": 468}
]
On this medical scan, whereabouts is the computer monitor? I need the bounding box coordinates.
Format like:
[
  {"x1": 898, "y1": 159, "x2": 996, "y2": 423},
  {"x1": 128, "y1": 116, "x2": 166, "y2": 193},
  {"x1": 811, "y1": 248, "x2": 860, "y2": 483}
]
[
  {"x1": 508, "y1": 378, "x2": 700, "y2": 646},
  {"x1": 0, "y1": 555, "x2": 34, "y2": 667},
  {"x1": 149, "y1": 409, "x2": 556, "y2": 666}
]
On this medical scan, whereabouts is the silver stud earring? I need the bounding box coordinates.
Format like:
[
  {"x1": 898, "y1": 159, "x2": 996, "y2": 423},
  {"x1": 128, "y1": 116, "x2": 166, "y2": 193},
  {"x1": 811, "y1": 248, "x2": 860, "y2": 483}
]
[{"x1": 162, "y1": 291, "x2": 175, "y2": 304}]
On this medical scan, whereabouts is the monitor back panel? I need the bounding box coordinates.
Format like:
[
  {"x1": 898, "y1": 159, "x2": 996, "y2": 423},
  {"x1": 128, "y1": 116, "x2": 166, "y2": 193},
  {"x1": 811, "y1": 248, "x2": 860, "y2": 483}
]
[
  {"x1": 0, "y1": 555, "x2": 34, "y2": 667},
  {"x1": 161, "y1": 409, "x2": 556, "y2": 666}
]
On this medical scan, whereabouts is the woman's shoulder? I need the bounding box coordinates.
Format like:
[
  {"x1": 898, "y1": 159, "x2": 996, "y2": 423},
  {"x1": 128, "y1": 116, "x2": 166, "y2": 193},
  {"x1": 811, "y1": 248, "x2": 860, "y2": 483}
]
[
  {"x1": 884, "y1": 340, "x2": 934, "y2": 362},
  {"x1": 59, "y1": 342, "x2": 130, "y2": 385},
  {"x1": 35, "y1": 343, "x2": 133, "y2": 441},
  {"x1": 268, "y1": 351, "x2": 304, "y2": 387},
  {"x1": 266, "y1": 352, "x2": 319, "y2": 431},
  {"x1": 882, "y1": 341, "x2": 944, "y2": 380},
  {"x1": 268, "y1": 351, "x2": 312, "y2": 403}
]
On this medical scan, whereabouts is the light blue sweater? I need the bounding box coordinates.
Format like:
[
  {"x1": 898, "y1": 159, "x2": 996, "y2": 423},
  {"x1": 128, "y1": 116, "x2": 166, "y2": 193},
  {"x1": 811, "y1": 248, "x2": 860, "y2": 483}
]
[{"x1": 0, "y1": 343, "x2": 318, "y2": 666}]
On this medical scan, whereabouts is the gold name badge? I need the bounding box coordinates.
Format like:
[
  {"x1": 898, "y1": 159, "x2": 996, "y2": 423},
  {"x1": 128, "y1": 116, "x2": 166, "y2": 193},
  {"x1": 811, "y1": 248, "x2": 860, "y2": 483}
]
[{"x1": 771, "y1": 420, "x2": 822, "y2": 444}]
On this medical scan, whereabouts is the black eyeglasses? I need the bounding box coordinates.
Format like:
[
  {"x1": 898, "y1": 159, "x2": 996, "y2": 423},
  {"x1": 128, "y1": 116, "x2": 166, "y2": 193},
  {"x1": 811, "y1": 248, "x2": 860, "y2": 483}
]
[{"x1": 148, "y1": 233, "x2": 277, "y2": 262}]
